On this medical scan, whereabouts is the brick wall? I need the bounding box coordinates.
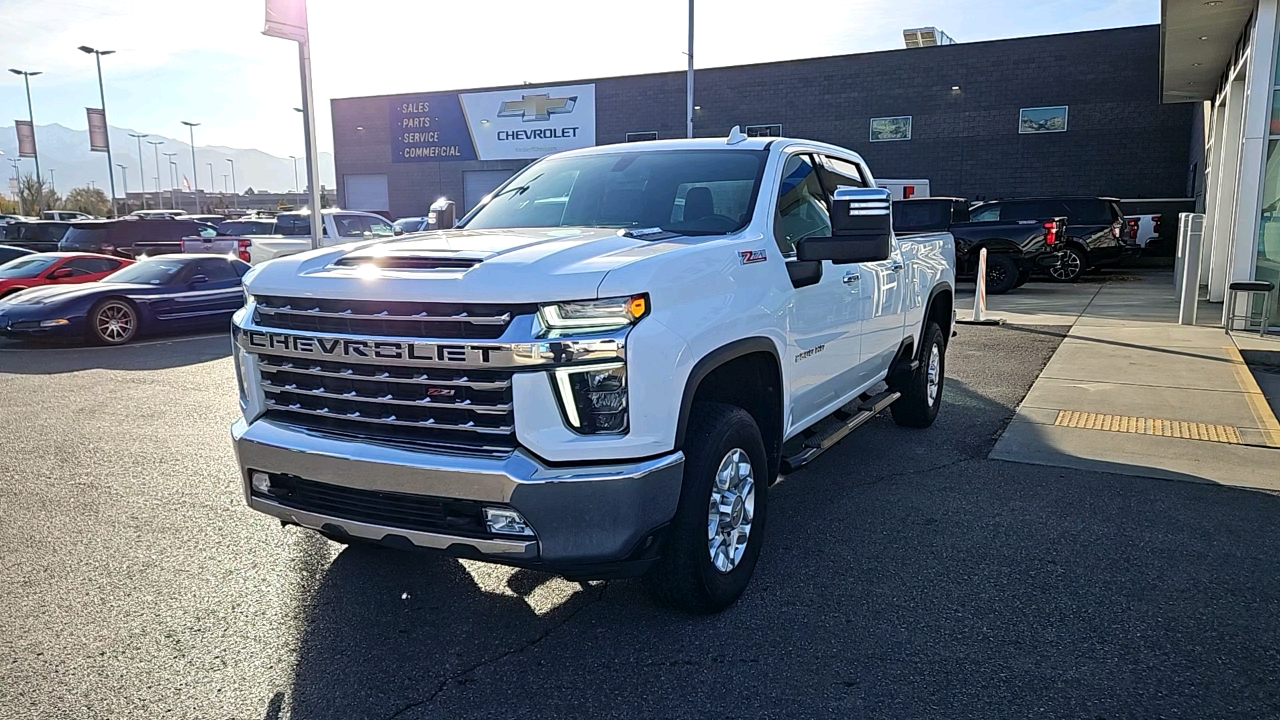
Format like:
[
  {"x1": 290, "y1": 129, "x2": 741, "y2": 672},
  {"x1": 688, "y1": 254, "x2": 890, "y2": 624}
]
[{"x1": 333, "y1": 25, "x2": 1194, "y2": 218}]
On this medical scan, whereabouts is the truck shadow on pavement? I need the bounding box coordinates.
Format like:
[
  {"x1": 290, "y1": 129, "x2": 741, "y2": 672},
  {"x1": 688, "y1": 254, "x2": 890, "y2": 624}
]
[
  {"x1": 0, "y1": 332, "x2": 230, "y2": 374},
  {"x1": 271, "y1": 324, "x2": 1280, "y2": 718}
]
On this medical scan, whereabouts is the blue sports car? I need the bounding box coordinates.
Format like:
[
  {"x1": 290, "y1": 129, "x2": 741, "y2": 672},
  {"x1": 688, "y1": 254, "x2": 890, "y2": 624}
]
[{"x1": 0, "y1": 254, "x2": 250, "y2": 345}]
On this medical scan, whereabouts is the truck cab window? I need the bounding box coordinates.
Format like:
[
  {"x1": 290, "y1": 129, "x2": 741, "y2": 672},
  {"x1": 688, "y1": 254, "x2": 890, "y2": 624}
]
[
  {"x1": 969, "y1": 203, "x2": 1001, "y2": 222},
  {"x1": 774, "y1": 154, "x2": 831, "y2": 255}
]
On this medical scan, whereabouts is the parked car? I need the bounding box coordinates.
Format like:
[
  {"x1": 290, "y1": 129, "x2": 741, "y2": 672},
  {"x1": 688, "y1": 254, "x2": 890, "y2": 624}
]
[
  {"x1": 392, "y1": 216, "x2": 431, "y2": 233},
  {"x1": 893, "y1": 197, "x2": 1065, "y2": 294},
  {"x1": 0, "y1": 254, "x2": 249, "y2": 345},
  {"x1": 231, "y1": 132, "x2": 958, "y2": 612},
  {"x1": 42, "y1": 210, "x2": 95, "y2": 222},
  {"x1": 969, "y1": 197, "x2": 1132, "y2": 282},
  {"x1": 185, "y1": 209, "x2": 396, "y2": 264},
  {"x1": 130, "y1": 209, "x2": 186, "y2": 219},
  {"x1": 178, "y1": 214, "x2": 231, "y2": 230},
  {"x1": 60, "y1": 217, "x2": 218, "y2": 258},
  {"x1": 1125, "y1": 214, "x2": 1161, "y2": 249},
  {"x1": 0, "y1": 214, "x2": 28, "y2": 228},
  {"x1": 3, "y1": 220, "x2": 74, "y2": 252},
  {"x1": 211, "y1": 217, "x2": 277, "y2": 237},
  {"x1": 0, "y1": 246, "x2": 35, "y2": 264},
  {"x1": 0, "y1": 252, "x2": 133, "y2": 299}
]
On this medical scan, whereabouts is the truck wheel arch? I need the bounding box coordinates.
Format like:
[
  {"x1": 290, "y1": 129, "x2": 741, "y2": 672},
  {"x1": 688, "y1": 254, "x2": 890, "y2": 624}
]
[
  {"x1": 675, "y1": 337, "x2": 784, "y2": 481},
  {"x1": 922, "y1": 283, "x2": 954, "y2": 349}
]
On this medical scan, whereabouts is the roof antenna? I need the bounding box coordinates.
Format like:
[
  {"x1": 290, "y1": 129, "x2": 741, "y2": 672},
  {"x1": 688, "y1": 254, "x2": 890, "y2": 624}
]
[{"x1": 726, "y1": 125, "x2": 747, "y2": 145}]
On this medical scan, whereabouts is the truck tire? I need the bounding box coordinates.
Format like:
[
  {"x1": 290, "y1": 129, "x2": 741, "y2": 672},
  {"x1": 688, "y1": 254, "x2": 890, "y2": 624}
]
[
  {"x1": 891, "y1": 322, "x2": 946, "y2": 428},
  {"x1": 1014, "y1": 269, "x2": 1032, "y2": 288},
  {"x1": 646, "y1": 402, "x2": 769, "y2": 614},
  {"x1": 983, "y1": 253, "x2": 1019, "y2": 295},
  {"x1": 1046, "y1": 246, "x2": 1085, "y2": 283}
]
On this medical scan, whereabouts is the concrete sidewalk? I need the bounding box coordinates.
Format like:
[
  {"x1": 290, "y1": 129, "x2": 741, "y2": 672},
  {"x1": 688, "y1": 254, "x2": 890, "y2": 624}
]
[{"x1": 976, "y1": 273, "x2": 1280, "y2": 492}]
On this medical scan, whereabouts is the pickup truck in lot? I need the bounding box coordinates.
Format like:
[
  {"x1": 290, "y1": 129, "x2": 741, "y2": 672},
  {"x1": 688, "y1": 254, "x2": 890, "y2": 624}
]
[
  {"x1": 182, "y1": 209, "x2": 397, "y2": 265},
  {"x1": 968, "y1": 196, "x2": 1132, "y2": 282},
  {"x1": 893, "y1": 197, "x2": 1065, "y2": 294},
  {"x1": 230, "y1": 131, "x2": 956, "y2": 612}
]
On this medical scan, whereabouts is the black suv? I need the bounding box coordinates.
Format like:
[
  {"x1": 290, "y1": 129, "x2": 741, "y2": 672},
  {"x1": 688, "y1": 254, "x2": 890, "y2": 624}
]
[
  {"x1": 969, "y1": 197, "x2": 1131, "y2": 282},
  {"x1": 60, "y1": 217, "x2": 217, "y2": 258},
  {"x1": 2, "y1": 220, "x2": 73, "y2": 252}
]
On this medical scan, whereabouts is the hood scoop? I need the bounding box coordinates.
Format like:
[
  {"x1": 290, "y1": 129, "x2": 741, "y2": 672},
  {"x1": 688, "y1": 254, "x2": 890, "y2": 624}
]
[{"x1": 333, "y1": 254, "x2": 482, "y2": 270}]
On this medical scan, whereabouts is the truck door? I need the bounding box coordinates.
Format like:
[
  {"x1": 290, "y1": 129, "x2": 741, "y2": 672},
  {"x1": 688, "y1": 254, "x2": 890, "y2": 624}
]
[
  {"x1": 817, "y1": 155, "x2": 907, "y2": 387},
  {"x1": 775, "y1": 153, "x2": 861, "y2": 431}
]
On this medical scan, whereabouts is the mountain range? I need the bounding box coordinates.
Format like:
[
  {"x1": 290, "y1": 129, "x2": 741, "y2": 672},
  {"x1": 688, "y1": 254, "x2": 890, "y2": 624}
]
[{"x1": 0, "y1": 123, "x2": 335, "y2": 197}]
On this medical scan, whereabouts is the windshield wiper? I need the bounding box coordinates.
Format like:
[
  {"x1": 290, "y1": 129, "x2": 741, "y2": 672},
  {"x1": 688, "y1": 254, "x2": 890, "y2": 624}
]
[{"x1": 487, "y1": 174, "x2": 543, "y2": 200}]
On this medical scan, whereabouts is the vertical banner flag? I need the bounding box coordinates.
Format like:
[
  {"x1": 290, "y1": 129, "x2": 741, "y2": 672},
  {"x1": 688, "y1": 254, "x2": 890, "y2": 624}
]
[
  {"x1": 14, "y1": 121, "x2": 35, "y2": 158},
  {"x1": 87, "y1": 108, "x2": 109, "y2": 152},
  {"x1": 263, "y1": 0, "x2": 308, "y2": 42}
]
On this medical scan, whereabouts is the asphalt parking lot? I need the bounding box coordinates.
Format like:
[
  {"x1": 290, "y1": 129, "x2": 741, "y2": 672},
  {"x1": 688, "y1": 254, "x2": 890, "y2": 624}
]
[{"x1": 3, "y1": 322, "x2": 1280, "y2": 720}]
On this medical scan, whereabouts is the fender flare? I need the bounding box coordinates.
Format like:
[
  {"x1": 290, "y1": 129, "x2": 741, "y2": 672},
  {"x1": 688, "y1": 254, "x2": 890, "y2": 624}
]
[
  {"x1": 674, "y1": 336, "x2": 782, "y2": 449},
  {"x1": 919, "y1": 283, "x2": 954, "y2": 356}
]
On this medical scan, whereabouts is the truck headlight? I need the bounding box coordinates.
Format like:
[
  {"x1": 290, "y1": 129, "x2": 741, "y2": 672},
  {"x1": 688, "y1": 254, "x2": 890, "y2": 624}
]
[
  {"x1": 553, "y1": 363, "x2": 628, "y2": 434},
  {"x1": 538, "y1": 295, "x2": 648, "y2": 332}
]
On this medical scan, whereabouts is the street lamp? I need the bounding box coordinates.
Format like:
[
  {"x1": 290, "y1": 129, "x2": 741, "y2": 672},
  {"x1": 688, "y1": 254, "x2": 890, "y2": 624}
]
[
  {"x1": 163, "y1": 152, "x2": 178, "y2": 210},
  {"x1": 116, "y1": 163, "x2": 128, "y2": 211},
  {"x1": 128, "y1": 133, "x2": 149, "y2": 206},
  {"x1": 78, "y1": 46, "x2": 118, "y2": 216},
  {"x1": 8, "y1": 69, "x2": 42, "y2": 182},
  {"x1": 46, "y1": 169, "x2": 55, "y2": 193},
  {"x1": 206, "y1": 162, "x2": 215, "y2": 197},
  {"x1": 289, "y1": 155, "x2": 300, "y2": 194},
  {"x1": 226, "y1": 158, "x2": 237, "y2": 210},
  {"x1": 147, "y1": 140, "x2": 164, "y2": 210},
  {"x1": 8, "y1": 158, "x2": 22, "y2": 215}
]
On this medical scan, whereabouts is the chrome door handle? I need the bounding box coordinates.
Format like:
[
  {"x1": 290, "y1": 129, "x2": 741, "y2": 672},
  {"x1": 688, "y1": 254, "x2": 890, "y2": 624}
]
[
  {"x1": 842, "y1": 271, "x2": 860, "y2": 291},
  {"x1": 890, "y1": 261, "x2": 905, "y2": 272}
]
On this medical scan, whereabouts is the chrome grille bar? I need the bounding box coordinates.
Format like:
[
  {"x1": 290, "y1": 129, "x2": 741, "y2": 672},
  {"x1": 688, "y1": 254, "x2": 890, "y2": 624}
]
[
  {"x1": 256, "y1": 359, "x2": 511, "y2": 390},
  {"x1": 257, "y1": 305, "x2": 511, "y2": 326},
  {"x1": 262, "y1": 381, "x2": 511, "y2": 415},
  {"x1": 264, "y1": 395, "x2": 514, "y2": 434}
]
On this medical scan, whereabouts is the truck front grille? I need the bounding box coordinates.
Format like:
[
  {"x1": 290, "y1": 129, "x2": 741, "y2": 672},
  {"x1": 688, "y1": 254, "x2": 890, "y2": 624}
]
[
  {"x1": 253, "y1": 295, "x2": 535, "y2": 340},
  {"x1": 253, "y1": 473, "x2": 500, "y2": 539},
  {"x1": 257, "y1": 353, "x2": 516, "y2": 456}
]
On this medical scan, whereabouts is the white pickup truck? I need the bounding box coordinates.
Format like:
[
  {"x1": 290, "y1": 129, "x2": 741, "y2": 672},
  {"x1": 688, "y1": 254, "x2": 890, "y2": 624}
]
[
  {"x1": 230, "y1": 130, "x2": 956, "y2": 612},
  {"x1": 181, "y1": 209, "x2": 398, "y2": 265}
]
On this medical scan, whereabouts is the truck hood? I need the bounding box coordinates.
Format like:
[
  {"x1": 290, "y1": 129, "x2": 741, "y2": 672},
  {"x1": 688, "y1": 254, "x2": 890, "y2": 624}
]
[{"x1": 243, "y1": 226, "x2": 699, "y2": 303}]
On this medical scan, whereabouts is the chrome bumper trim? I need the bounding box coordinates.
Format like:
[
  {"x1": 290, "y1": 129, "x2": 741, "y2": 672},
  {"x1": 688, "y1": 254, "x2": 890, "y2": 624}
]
[{"x1": 248, "y1": 496, "x2": 538, "y2": 558}]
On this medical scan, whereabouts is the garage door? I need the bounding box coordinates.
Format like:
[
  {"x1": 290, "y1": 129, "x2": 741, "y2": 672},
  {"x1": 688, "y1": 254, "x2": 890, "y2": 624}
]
[
  {"x1": 464, "y1": 170, "x2": 515, "y2": 212},
  {"x1": 345, "y1": 174, "x2": 389, "y2": 212}
]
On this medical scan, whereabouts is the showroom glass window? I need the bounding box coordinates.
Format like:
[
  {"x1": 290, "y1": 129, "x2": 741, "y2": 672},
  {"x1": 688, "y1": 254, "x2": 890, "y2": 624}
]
[{"x1": 1259, "y1": 35, "x2": 1280, "y2": 324}]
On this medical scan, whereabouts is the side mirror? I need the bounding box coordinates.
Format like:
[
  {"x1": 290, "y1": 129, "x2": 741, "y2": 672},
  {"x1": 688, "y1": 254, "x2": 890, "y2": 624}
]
[
  {"x1": 49, "y1": 267, "x2": 75, "y2": 279},
  {"x1": 190, "y1": 274, "x2": 208, "y2": 284},
  {"x1": 796, "y1": 187, "x2": 893, "y2": 264},
  {"x1": 393, "y1": 226, "x2": 405, "y2": 236}
]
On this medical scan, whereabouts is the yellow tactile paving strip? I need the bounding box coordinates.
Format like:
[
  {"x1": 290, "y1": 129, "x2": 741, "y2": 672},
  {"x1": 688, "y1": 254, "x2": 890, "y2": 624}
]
[{"x1": 1053, "y1": 410, "x2": 1242, "y2": 445}]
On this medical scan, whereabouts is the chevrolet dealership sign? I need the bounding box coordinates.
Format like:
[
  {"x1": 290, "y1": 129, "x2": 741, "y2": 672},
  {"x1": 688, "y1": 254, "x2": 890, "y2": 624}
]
[{"x1": 392, "y1": 83, "x2": 595, "y2": 163}]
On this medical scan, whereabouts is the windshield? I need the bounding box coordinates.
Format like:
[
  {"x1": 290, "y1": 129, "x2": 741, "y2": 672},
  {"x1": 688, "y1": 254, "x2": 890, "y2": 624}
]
[
  {"x1": 62, "y1": 227, "x2": 110, "y2": 244},
  {"x1": 103, "y1": 258, "x2": 187, "y2": 285},
  {"x1": 462, "y1": 150, "x2": 768, "y2": 236},
  {"x1": 0, "y1": 256, "x2": 57, "y2": 279}
]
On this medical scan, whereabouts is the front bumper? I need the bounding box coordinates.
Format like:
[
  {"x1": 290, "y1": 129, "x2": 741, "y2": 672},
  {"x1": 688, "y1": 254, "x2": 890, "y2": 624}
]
[
  {"x1": 0, "y1": 312, "x2": 84, "y2": 337},
  {"x1": 233, "y1": 417, "x2": 685, "y2": 577}
]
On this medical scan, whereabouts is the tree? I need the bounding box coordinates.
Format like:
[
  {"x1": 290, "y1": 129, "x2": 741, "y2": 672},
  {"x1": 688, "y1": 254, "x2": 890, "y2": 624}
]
[
  {"x1": 64, "y1": 186, "x2": 112, "y2": 217},
  {"x1": 0, "y1": 195, "x2": 17, "y2": 215},
  {"x1": 17, "y1": 175, "x2": 60, "y2": 215}
]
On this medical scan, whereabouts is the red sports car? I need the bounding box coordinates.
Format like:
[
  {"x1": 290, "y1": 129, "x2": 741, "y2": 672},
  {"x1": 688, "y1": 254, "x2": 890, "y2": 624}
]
[{"x1": 0, "y1": 253, "x2": 134, "y2": 299}]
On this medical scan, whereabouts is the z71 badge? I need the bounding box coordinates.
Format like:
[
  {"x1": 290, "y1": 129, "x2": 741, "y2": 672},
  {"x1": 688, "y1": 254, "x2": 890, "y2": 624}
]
[{"x1": 739, "y1": 249, "x2": 767, "y2": 264}]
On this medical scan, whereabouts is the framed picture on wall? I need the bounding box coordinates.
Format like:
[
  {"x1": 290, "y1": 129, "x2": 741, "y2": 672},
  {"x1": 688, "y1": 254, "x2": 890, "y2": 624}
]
[
  {"x1": 1019, "y1": 106, "x2": 1068, "y2": 133},
  {"x1": 870, "y1": 116, "x2": 912, "y2": 142}
]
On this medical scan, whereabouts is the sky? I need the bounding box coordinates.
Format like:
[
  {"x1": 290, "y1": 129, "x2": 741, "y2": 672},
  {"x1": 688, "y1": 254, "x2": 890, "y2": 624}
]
[{"x1": 0, "y1": 0, "x2": 1158, "y2": 160}]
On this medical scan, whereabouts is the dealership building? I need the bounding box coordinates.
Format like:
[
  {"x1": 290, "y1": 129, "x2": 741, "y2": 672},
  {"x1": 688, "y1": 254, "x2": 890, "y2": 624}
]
[
  {"x1": 1162, "y1": 0, "x2": 1280, "y2": 325},
  {"x1": 332, "y1": 24, "x2": 1196, "y2": 221}
]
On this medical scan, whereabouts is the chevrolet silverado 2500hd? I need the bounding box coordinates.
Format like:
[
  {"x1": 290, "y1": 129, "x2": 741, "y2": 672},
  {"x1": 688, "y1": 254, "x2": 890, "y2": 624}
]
[{"x1": 231, "y1": 130, "x2": 957, "y2": 613}]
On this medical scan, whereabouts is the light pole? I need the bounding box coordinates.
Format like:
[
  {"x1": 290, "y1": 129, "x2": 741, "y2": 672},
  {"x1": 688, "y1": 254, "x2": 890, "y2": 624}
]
[
  {"x1": 47, "y1": 169, "x2": 55, "y2": 193},
  {"x1": 129, "y1": 133, "x2": 149, "y2": 208},
  {"x1": 147, "y1": 140, "x2": 164, "y2": 210},
  {"x1": 223, "y1": 174, "x2": 229, "y2": 194},
  {"x1": 289, "y1": 155, "x2": 300, "y2": 194},
  {"x1": 78, "y1": 46, "x2": 118, "y2": 216},
  {"x1": 206, "y1": 162, "x2": 215, "y2": 198},
  {"x1": 163, "y1": 152, "x2": 178, "y2": 210},
  {"x1": 116, "y1": 163, "x2": 128, "y2": 212},
  {"x1": 226, "y1": 158, "x2": 237, "y2": 210},
  {"x1": 686, "y1": 0, "x2": 694, "y2": 139},
  {"x1": 8, "y1": 158, "x2": 22, "y2": 215},
  {"x1": 180, "y1": 120, "x2": 200, "y2": 211},
  {"x1": 8, "y1": 69, "x2": 42, "y2": 181}
]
